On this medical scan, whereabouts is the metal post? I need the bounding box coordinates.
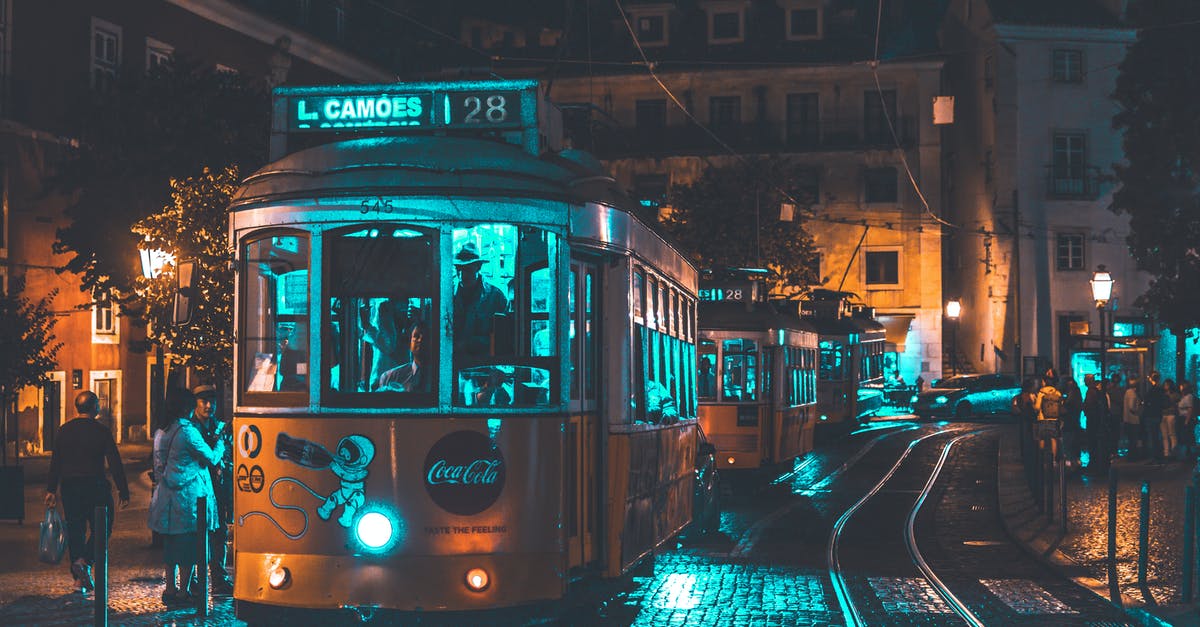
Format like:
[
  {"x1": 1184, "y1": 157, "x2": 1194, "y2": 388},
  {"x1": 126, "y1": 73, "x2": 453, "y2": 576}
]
[
  {"x1": 93, "y1": 506, "x2": 108, "y2": 627},
  {"x1": 1059, "y1": 447, "x2": 1068, "y2": 533},
  {"x1": 1107, "y1": 466, "x2": 1120, "y2": 604},
  {"x1": 1099, "y1": 307, "x2": 1108, "y2": 380},
  {"x1": 1138, "y1": 481, "x2": 1150, "y2": 588},
  {"x1": 1184, "y1": 485, "x2": 1195, "y2": 603},
  {"x1": 1045, "y1": 448, "x2": 1054, "y2": 521},
  {"x1": 196, "y1": 496, "x2": 208, "y2": 616}
]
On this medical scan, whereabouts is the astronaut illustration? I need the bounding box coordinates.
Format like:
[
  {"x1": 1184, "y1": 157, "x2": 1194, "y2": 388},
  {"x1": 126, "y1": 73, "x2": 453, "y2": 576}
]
[{"x1": 316, "y1": 435, "x2": 375, "y2": 527}]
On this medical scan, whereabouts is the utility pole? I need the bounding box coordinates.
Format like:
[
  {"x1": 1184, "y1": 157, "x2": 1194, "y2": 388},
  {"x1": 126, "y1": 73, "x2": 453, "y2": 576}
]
[{"x1": 1012, "y1": 190, "x2": 1022, "y2": 381}]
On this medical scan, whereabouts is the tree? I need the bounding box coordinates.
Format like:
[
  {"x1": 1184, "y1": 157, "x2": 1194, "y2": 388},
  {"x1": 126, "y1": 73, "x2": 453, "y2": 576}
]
[
  {"x1": 54, "y1": 57, "x2": 269, "y2": 303},
  {"x1": 132, "y1": 168, "x2": 238, "y2": 384},
  {"x1": 0, "y1": 283, "x2": 63, "y2": 457},
  {"x1": 1111, "y1": 0, "x2": 1200, "y2": 376},
  {"x1": 663, "y1": 157, "x2": 820, "y2": 296}
]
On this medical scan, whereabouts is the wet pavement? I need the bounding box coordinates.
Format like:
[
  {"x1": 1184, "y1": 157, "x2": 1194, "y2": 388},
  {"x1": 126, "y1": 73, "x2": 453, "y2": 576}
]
[{"x1": 0, "y1": 420, "x2": 1159, "y2": 625}]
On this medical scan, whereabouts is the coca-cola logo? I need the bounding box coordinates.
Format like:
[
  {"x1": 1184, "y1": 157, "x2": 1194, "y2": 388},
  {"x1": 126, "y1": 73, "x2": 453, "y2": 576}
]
[{"x1": 423, "y1": 430, "x2": 505, "y2": 516}]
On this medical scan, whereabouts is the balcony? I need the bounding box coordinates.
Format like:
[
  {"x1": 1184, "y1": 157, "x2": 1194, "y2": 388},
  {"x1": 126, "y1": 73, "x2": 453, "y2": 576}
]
[
  {"x1": 581, "y1": 117, "x2": 916, "y2": 159},
  {"x1": 1045, "y1": 166, "x2": 1103, "y2": 200}
]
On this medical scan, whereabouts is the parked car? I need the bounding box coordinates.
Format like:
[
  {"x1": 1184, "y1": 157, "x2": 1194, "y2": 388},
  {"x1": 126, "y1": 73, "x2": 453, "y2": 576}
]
[
  {"x1": 691, "y1": 430, "x2": 721, "y2": 535},
  {"x1": 912, "y1": 374, "x2": 1021, "y2": 420}
]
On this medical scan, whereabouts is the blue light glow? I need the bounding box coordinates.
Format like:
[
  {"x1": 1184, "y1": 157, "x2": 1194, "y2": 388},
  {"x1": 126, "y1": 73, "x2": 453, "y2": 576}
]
[
  {"x1": 934, "y1": 395, "x2": 948, "y2": 405},
  {"x1": 654, "y1": 574, "x2": 701, "y2": 610},
  {"x1": 350, "y1": 503, "x2": 404, "y2": 554},
  {"x1": 392, "y1": 228, "x2": 423, "y2": 238}
]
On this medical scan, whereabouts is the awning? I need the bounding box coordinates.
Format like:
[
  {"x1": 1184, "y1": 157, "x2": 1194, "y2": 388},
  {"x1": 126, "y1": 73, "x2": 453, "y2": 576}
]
[{"x1": 875, "y1": 314, "x2": 915, "y2": 352}]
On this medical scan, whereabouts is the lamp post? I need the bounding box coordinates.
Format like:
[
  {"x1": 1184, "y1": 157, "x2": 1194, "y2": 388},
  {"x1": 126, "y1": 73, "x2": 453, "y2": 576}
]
[
  {"x1": 946, "y1": 299, "x2": 962, "y2": 376},
  {"x1": 139, "y1": 242, "x2": 173, "y2": 547},
  {"x1": 1090, "y1": 265, "x2": 1114, "y2": 381}
]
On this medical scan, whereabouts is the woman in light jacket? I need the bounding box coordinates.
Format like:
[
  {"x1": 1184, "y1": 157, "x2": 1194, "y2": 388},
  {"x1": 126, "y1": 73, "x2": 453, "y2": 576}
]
[{"x1": 147, "y1": 387, "x2": 226, "y2": 604}]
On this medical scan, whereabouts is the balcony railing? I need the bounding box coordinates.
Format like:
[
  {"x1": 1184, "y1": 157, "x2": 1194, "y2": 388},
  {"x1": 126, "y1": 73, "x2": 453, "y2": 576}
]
[
  {"x1": 1045, "y1": 165, "x2": 1103, "y2": 200},
  {"x1": 580, "y1": 117, "x2": 916, "y2": 158}
]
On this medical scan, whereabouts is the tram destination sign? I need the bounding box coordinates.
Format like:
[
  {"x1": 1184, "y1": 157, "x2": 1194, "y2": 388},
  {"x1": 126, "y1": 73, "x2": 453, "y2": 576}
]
[
  {"x1": 699, "y1": 283, "x2": 756, "y2": 302},
  {"x1": 282, "y1": 82, "x2": 530, "y2": 133}
]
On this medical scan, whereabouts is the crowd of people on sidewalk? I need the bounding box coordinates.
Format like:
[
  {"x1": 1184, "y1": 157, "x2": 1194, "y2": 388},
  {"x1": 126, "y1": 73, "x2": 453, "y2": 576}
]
[
  {"x1": 42, "y1": 384, "x2": 235, "y2": 606},
  {"x1": 1013, "y1": 367, "x2": 1198, "y2": 477}
]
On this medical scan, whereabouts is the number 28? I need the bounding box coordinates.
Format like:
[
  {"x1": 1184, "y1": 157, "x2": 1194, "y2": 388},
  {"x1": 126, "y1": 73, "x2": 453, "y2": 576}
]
[{"x1": 463, "y1": 95, "x2": 507, "y2": 123}]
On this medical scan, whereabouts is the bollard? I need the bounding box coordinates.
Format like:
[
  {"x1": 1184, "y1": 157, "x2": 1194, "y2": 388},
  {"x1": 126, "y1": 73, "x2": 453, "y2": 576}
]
[
  {"x1": 93, "y1": 505, "x2": 108, "y2": 627},
  {"x1": 1108, "y1": 466, "x2": 1120, "y2": 605},
  {"x1": 1138, "y1": 481, "x2": 1150, "y2": 588},
  {"x1": 1184, "y1": 486, "x2": 1195, "y2": 603},
  {"x1": 196, "y1": 496, "x2": 208, "y2": 617}
]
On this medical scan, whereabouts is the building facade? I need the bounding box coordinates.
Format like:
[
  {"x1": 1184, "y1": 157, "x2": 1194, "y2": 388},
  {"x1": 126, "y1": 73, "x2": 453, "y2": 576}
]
[
  {"x1": 534, "y1": 0, "x2": 950, "y2": 385},
  {"x1": 940, "y1": 0, "x2": 1151, "y2": 383},
  {"x1": 1, "y1": 0, "x2": 392, "y2": 454}
]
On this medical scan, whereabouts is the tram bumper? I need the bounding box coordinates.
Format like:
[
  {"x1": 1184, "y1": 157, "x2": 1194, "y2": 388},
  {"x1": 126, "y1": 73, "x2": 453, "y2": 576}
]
[{"x1": 234, "y1": 551, "x2": 564, "y2": 612}]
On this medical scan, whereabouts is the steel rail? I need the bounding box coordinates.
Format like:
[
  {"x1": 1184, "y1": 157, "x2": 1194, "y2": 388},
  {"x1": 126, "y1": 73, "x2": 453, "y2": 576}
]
[
  {"x1": 827, "y1": 427, "x2": 958, "y2": 626},
  {"x1": 904, "y1": 430, "x2": 990, "y2": 627}
]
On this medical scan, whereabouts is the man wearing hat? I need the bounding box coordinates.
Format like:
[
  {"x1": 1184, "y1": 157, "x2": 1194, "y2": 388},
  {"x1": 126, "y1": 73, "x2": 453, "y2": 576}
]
[
  {"x1": 452, "y1": 242, "x2": 508, "y2": 357},
  {"x1": 192, "y1": 384, "x2": 234, "y2": 594}
]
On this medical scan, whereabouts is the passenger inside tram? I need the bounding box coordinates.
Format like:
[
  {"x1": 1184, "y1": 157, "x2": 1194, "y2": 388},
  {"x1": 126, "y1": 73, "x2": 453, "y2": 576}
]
[
  {"x1": 452, "y1": 241, "x2": 509, "y2": 357},
  {"x1": 376, "y1": 323, "x2": 430, "y2": 393}
]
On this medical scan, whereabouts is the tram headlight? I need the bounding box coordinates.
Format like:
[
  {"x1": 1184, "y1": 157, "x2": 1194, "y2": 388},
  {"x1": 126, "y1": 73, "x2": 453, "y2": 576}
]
[
  {"x1": 910, "y1": 395, "x2": 918, "y2": 404},
  {"x1": 355, "y1": 511, "x2": 394, "y2": 550},
  {"x1": 464, "y1": 567, "x2": 490, "y2": 592},
  {"x1": 726, "y1": 456, "x2": 736, "y2": 465},
  {"x1": 267, "y1": 565, "x2": 291, "y2": 590}
]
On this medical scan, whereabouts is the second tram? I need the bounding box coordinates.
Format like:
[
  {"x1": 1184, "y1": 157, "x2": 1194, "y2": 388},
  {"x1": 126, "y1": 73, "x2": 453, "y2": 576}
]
[
  {"x1": 228, "y1": 80, "x2": 707, "y2": 619},
  {"x1": 696, "y1": 278, "x2": 819, "y2": 472},
  {"x1": 802, "y1": 291, "x2": 887, "y2": 436}
]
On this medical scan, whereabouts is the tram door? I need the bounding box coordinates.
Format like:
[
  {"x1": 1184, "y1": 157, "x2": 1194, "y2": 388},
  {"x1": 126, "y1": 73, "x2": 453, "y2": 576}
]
[{"x1": 567, "y1": 260, "x2": 601, "y2": 568}]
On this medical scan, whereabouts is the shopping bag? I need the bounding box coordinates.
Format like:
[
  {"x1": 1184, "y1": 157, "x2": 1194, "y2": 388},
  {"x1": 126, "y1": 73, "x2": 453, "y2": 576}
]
[{"x1": 38, "y1": 506, "x2": 66, "y2": 564}]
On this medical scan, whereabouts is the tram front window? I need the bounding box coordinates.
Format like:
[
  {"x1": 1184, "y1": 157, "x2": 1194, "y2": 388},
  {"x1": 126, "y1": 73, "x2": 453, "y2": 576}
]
[
  {"x1": 721, "y1": 338, "x2": 757, "y2": 402},
  {"x1": 452, "y1": 224, "x2": 557, "y2": 407},
  {"x1": 241, "y1": 234, "x2": 310, "y2": 399},
  {"x1": 698, "y1": 339, "x2": 717, "y2": 400},
  {"x1": 326, "y1": 225, "x2": 434, "y2": 399}
]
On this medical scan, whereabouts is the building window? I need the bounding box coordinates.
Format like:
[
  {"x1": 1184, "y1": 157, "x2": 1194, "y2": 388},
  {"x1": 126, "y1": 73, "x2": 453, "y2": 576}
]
[
  {"x1": 865, "y1": 249, "x2": 900, "y2": 287},
  {"x1": 864, "y1": 89, "x2": 896, "y2": 144},
  {"x1": 91, "y1": 18, "x2": 121, "y2": 92},
  {"x1": 709, "y1": 96, "x2": 740, "y2": 130},
  {"x1": 90, "y1": 370, "x2": 122, "y2": 442},
  {"x1": 1056, "y1": 233, "x2": 1085, "y2": 271},
  {"x1": 634, "y1": 174, "x2": 669, "y2": 214},
  {"x1": 1053, "y1": 49, "x2": 1083, "y2": 83},
  {"x1": 636, "y1": 98, "x2": 667, "y2": 134},
  {"x1": 794, "y1": 168, "x2": 820, "y2": 207},
  {"x1": 1052, "y1": 133, "x2": 1087, "y2": 195},
  {"x1": 92, "y1": 292, "x2": 119, "y2": 344},
  {"x1": 808, "y1": 250, "x2": 823, "y2": 283},
  {"x1": 785, "y1": 93, "x2": 819, "y2": 145},
  {"x1": 787, "y1": 8, "x2": 821, "y2": 39},
  {"x1": 864, "y1": 167, "x2": 898, "y2": 204},
  {"x1": 632, "y1": 11, "x2": 668, "y2": 46},
  {"x1": 145, "y1": 37, "x2": 172, "y2": 71},
  {"x1": 709, "y1": 10, "x2": 743, "y2": 43}
]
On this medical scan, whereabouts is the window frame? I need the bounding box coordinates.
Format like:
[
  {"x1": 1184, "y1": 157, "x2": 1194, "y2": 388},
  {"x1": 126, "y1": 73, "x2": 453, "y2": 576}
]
[
  {"x1": 785, "y1": 5, "x2": 822, "y2": 41},
  {"x1": 145, "y1": 37, "x2": 172, "y2": 71},
  {"x1": 707, "y1": 8, "x2": 744, "y2": 44},
  {"x1": 239, "y1": 229, "x2": 311, "y2": 408},
  {"x1": 90, "y1": 17, "x2": 121, "y2": 91},
  {"x1": 1052, "y1": 49, "x2": 1084, "y2": 84},
  {"x1": 1055, "y1": 232, "x2": 1086, "y2": 272},
  {"x1": 628, "y1": 8, "x2": 670, "y2": 46},
  {"x1": 785, "y1": 92, "x2": 820, "y2": 145},
  {"x1": 864, "y1": 166, "x2": 898, "y2": 204},
  {"x1": 863, "y1": 247, "x2": 902, "y2": 290},
  {"x1": 709, "y1": 95, "x2": 741, "y2": 130},
  {"x1": 91, "y1": 291, "x2": 118, "y2": 344}
]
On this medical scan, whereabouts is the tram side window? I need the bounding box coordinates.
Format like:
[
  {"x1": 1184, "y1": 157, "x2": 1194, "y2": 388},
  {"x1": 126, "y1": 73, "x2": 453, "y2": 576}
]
[
  {"x1": 819, "y1": 340, "x2": 844, "y2": 381},
  {"x1": 721, "y1": 338, "x2": 757, "y2": 402},
  {"x1": 326, "y1": 225, "x2": 434, "y2": 399},
  {"x1": 452, "y1": 224, "x2": 556, "y2": 407},
  {"x1": 241, "y1": 234, "x2": 310, "y2": 398},
  {"x1": 698, "y1": 339, "x2": 717, "y2": 400}
]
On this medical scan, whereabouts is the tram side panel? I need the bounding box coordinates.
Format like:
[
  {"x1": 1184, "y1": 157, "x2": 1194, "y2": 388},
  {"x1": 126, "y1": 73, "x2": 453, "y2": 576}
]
[{"x1": 232, "y1": 415, "x2": 566, "y2": 611}]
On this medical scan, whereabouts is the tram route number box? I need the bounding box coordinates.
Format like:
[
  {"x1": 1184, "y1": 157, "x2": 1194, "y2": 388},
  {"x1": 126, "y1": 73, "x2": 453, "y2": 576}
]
[{"x1": 270, "y1": 79, "x2": 562, "y2": 160}]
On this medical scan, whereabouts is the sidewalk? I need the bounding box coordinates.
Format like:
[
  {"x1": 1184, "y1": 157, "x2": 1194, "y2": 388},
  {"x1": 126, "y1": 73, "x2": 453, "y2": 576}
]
[{"x1": 997, "y1": 427, "x2": 1200, "y2": 626}]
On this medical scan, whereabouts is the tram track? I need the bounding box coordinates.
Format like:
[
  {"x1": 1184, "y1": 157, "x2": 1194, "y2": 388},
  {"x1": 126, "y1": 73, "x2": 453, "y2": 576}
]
[{"x1": 827, "y1": 424, "x2": 1012, "y2": 627}]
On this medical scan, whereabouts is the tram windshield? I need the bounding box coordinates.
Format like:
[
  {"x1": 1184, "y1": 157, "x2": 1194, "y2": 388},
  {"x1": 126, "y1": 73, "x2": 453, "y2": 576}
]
[
  {"x1": 242, "y1": 234, "x2": 311, "y2": 398},
  {"x1": 721, "y1": 338, "x2": 758, "y2": 402}
]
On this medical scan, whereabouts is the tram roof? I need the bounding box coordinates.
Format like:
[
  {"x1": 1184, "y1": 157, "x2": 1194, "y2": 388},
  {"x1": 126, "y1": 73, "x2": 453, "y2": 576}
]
[
  {"x1": 231, "y1": 136, "x2": 635, "y2": 211},
  {"x1": 803, "y1": 314, "x2": 886, "y2": 340},
  {"x1": 698, "y1": 301, "x2": 816, "y2": 334}
]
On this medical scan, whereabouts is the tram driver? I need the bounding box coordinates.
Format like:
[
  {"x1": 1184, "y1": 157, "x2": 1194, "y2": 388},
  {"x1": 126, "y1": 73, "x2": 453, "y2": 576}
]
[{"x1": 452, "y1": 242, "x2": 509, "y2": 357}]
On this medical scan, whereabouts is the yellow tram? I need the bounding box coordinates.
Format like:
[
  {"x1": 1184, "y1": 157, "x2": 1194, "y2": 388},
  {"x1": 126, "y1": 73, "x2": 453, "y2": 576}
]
[
  {"x1": 802, "y1": 291, "x2": 887, "y2": 436},
  {"x1": 228, "y1": 80, "x2": 704, "y2": 619},
  {"x1": 696, "y1": 275, "x2": 819, "y2": 472}
]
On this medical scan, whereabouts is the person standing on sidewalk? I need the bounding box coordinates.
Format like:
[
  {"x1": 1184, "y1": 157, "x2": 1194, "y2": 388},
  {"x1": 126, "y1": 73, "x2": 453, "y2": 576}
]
[
  {"x1": 43, "y1": 391, "x2": 130, "y2": 592},
  {"x1": 1107, "y1": 373, "x2": 1124, "y2": 457},
  {"x1": 192, "y1": 384, "x2": 234, "y2": 594},
  {"x1": 1035, "y1": 370, "x2": 1064, "y2": 460},
  {"x1": 1178, "y1": 381, "x2": 1196, "y2": 460},
  {"x1": 1061, "y1": 376, "x2": 1084, "y2": 469},
  {"x1": 1083, "y1": 374, "x2": 1111, "y2": 476},
  {"x1": 1161, "y1": 379, "x2": 1180, "y2": 460},
  {"x1": 1123, "y1": 377, "x2": 1143, "y2": 458},
  {"x1": 1142, "y1": 372, "x2": 1167, "y2": 462}
]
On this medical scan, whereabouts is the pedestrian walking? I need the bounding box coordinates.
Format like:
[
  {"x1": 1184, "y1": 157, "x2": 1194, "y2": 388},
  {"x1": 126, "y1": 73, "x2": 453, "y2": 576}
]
[
  {"x1": 1107, "y1": 373, "x2": 1124, "y2": 458},
  {"x1": 1061, "y1": 375, "x2": 1084, "y2": 469},
  {"x1": 193, "y1": 384, "x2": 234, "y2": 595},
  {"x1": 1162, "y1": 379, "x2": 1180, "y2": 460},
  {"x1": 1143, "y1": 372, "x2": 1167, "y2": 462},
  {"x1": 146, "y1": 387, "x2": 227, "y2": 604},
  {"x1": 1083, "y1": 374, "x2": 1111, "y2": 475},
  {"x1": 1123, "y1": 377, "x2": 1143, "y2": 458},
  {"x1": 43, "y1": 391, "x2": 130, "y2": 593},
  {"x1": 1178, "y1": 381, "x2": 1196, "y2": 460},
  {"x1": 1035, "y1": 370, "x2": 1064, "y2": 459}
]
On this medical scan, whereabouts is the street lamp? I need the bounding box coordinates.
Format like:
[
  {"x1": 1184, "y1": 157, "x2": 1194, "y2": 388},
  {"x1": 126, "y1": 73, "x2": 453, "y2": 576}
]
[
  {"x1": 138, "y1": 241, "x2": 173, "y2": 548},
  {"x1": 946, "y1": 299, "x2": 962, "y2": 376},
  {"x1": 1090, "y1": 265, "x2": 1114, "y2": 380}
]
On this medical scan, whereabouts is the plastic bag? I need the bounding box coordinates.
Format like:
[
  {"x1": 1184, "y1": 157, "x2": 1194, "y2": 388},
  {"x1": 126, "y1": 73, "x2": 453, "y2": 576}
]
[{"x1": 38, "y1": 506, "x2": 66, "y2": 564}]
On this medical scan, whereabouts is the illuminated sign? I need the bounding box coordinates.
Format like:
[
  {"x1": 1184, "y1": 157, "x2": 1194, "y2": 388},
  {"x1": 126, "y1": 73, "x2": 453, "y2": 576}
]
[
  {"x1": 700, "y1": 284, "x2": 751, "y2": 302},
  {"x1": 286, "y1": 89, "x2": 523, "y2": 133}
]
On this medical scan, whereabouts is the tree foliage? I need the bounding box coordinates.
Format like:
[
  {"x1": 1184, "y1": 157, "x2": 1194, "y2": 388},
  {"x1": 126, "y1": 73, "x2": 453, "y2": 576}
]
[
  {"x1": 132, "y1": 168, "x2": 238, "y2": 384},
  {"x1": 1111, "y1": 0, "x2": 1200, "y2": 348},
  {"x1": 0, "y1": 283, "x2": 63, "y2": 398},
  {"x1": 54, "y1": 57, "x2": 268, "y2": 302},
  {"x1": 663, "y1": 157, "x2": 820, "y2": 296}
]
